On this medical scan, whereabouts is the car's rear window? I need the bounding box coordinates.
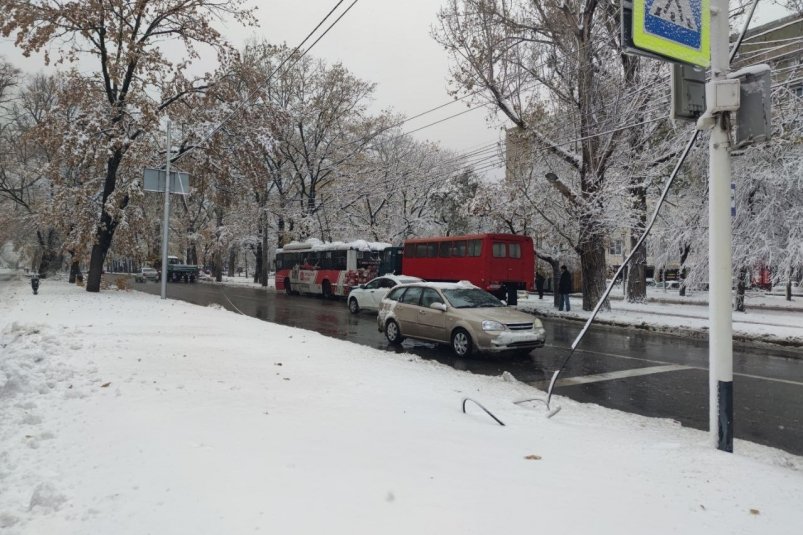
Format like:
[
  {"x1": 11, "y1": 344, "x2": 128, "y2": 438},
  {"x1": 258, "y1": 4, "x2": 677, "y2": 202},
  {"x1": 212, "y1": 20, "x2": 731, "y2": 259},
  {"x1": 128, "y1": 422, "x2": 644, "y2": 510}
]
[{"x1": 386, "y1": 287, "x2": 405, "y2": 301}]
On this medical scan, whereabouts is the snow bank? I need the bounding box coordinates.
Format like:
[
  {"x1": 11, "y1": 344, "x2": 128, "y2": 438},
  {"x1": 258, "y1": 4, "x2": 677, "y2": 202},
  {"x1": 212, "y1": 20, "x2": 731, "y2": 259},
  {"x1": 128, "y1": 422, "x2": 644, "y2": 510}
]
[{"x1": 0, "y1": 280, "x2": 801, "y2": 534}]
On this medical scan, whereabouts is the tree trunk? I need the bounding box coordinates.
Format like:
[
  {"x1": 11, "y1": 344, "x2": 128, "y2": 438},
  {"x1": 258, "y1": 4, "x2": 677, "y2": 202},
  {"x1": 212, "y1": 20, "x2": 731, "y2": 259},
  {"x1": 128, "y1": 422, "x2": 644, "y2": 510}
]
[
  {"x1": 579, "y1": 238, "x2": 608, "y2": 311},
  {"x1": 536, "y1": 253, "x2": 562, "y2": 309},
  {"x1": 69, "y1": 259, "x2": 80, "y2": 283},
  {"x1": 36, "y1": 229, "x2": 60, "y2": 277},
  {"x1": 261, "y1": 218, "x2": 269, "y2": 287},
  {"x1": 735, "y1": 267, "x2": 747, "y2": 312},
  {"x1": 626, "y1": 241, "x2": 647, "y2": 303},
  {"x1": 626, "y1": 184, "x2": 647, "y2": 303},
  {"x1": 86, "y1": 222, "x2": 114, "y2": 292},
  {"x1": 87, "y1": 152, "x2": 124, "y2": 292},
  {"x1": 228, "y1": 248, "x2": 237, "y2": 277},
  {"x1": 786, "y1": 280, "x2": 792, "y2": 302},
  {"x1": 253, "y1": 242, "x2": 262, "y2": 283},
  {"x1": 214, "y1": 208, "x2": 224, "y2": 283},
  {"x1": 187, "y1": 243, "x2": 198, "y2": 266}
]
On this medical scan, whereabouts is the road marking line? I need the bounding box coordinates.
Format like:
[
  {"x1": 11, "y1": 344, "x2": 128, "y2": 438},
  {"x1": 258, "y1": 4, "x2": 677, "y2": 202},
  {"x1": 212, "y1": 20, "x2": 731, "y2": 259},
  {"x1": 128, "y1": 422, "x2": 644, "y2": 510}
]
[
  {"x1": 546, "y1": 364, "x2": 691, "y2": 388},
  {"x1": 543, "y1": 344, "x2": 803, "y2": 387},
  {"x1": 729, "y1": 371, "x2": 803, "y2": 387}
]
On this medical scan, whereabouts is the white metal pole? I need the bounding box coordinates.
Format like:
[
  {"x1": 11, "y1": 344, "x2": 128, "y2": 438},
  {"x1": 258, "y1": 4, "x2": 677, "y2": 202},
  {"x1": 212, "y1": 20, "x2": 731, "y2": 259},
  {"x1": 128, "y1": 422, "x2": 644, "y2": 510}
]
[
  {"x1": 708, "y1": 0, "x2": 734, "y2": 452},
  {"x1": 160, "y1": 120, "x2": 172, "y2": 300}
]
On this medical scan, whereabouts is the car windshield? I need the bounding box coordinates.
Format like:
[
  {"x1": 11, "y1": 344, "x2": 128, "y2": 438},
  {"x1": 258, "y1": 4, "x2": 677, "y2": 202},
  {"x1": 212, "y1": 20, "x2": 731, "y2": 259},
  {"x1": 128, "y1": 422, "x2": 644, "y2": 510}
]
[{"x1": 441, "y1": 288, "x2": 504, "y2": 308}]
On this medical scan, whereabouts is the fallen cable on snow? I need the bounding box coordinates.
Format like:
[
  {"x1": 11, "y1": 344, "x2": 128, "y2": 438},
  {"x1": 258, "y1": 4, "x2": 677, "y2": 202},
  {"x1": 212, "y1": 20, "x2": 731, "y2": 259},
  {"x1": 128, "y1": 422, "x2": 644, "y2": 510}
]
[
  {"x1": 514, "y1": 397, "x2": 562, "y2": 418},
  {"x1": 461, "y1": 398, "x2": 505, "y2": 426}
]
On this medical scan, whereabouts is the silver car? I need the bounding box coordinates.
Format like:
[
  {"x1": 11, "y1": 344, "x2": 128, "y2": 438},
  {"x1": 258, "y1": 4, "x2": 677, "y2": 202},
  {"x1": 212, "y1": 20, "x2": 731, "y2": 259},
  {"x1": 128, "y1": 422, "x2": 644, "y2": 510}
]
[{"x1": 377, "y1": 282, "x2": 546, "y2": 357}]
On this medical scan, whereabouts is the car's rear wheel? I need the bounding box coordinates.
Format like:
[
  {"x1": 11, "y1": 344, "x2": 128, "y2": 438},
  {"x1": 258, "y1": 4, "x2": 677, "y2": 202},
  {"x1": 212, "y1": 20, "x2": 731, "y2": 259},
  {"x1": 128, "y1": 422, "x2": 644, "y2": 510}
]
[
  {"x1": 451, "y1": 328, "x2": 473, "y2": 357},
  {"x1": 385, "y1": 319, "x2": 404, "y2": 345},
  {"x1": 348, "y1": 298, "x2": 360, "y2": 314}
]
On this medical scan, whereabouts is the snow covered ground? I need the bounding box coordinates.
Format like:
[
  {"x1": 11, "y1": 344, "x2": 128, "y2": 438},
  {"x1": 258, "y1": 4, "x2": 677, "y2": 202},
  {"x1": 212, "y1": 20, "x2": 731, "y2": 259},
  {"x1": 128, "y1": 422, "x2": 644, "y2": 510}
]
[
  {"x1": 518, "y1": 291, "x2": 803, "y2": 348},
  {"x1": 1, "y1": 279, "x2": 802, "y2": 534}
]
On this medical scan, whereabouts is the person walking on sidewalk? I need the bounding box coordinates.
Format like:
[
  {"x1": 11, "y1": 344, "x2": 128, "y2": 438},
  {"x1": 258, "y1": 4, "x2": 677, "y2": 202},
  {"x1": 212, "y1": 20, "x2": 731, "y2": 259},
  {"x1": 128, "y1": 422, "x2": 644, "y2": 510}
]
[{"x1": 558, "y1": 265, "x2": 572, "y2": 311}]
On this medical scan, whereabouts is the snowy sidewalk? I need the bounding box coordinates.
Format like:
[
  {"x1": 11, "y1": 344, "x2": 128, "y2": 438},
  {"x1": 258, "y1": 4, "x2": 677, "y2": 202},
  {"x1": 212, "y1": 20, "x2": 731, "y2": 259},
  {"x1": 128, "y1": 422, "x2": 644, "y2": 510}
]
[
  {"x1": 518, "y1": 293, "x2": 803, "y2": 349},
  {"x1": 1, "y1": 279, "x2": 803, "y2": 534}
]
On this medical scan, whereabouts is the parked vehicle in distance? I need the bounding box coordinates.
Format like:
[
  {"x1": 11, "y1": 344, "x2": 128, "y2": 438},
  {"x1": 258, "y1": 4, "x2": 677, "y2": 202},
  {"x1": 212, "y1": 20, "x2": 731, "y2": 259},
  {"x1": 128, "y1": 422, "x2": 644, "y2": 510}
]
[
  {"x1": 398, "y1": 234, "x2": 535, "y2": 299},
  {"x1": 166, "y1": 256, "x2": 199, "y2": 283},
  {"x1": 656, "y1": 280, "x2": 681, "y2": 290},
  {"x1": 377, "y1": 281, "x2": 546, "y2": 357},
  {"x1": 348, "y1": 274, "x2": 423, "y2": 314},
  {"x1": 135, "y1": 267, "x2": 160, "y2": 282}
]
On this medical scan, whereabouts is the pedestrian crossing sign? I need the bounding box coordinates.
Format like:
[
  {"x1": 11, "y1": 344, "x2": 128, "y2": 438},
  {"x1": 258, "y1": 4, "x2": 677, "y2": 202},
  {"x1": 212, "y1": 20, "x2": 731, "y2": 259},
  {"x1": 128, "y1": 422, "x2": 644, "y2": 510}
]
[{"x1": 633, "y1": 0, "x2": 710, "y2": 66}]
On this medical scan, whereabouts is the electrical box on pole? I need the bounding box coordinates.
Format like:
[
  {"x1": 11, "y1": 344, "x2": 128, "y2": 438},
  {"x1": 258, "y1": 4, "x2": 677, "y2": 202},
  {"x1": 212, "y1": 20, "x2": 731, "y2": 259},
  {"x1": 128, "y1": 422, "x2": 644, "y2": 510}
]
[
  {"x1": 671, "y1": 64, "x2": 707, "y2": 120},
  {"x1": 729, "y1": 64, "x2": 772, "y2": 147}
]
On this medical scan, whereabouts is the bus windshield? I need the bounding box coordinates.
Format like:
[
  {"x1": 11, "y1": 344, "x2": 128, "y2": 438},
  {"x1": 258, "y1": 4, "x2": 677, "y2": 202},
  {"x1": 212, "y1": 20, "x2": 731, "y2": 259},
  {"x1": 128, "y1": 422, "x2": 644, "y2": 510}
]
[{"x1": 442, "y1": 288, "x2": 504, "y2": 308}]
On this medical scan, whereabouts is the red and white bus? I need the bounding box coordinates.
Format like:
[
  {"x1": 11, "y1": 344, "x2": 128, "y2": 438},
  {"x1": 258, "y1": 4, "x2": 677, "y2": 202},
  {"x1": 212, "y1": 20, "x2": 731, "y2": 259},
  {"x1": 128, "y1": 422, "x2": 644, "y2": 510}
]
[
  {"x1": 275, "y1": 240, "x2": 391, "y2": 297},
  {"x1": 401, "y1": 233, "x2": 534, "y2": 297}
]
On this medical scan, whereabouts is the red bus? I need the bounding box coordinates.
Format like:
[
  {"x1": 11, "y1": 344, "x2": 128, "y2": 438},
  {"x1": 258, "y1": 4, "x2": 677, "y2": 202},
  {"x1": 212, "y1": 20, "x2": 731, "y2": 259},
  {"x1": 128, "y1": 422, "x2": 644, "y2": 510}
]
[
  {"x1": 401, "y1": 233, "x2": 534, "y2": 296},
  {"x1": 275, "y1": 240, "x2": 391, "y2": 297}
]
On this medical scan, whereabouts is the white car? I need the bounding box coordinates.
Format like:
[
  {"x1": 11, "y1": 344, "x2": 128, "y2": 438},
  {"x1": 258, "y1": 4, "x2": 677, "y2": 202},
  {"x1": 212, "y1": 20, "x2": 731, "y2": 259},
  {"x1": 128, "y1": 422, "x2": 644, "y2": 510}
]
[
  {"x1": 348, "y1": 274, "x2": 423, "y2": 314},
  {"x1": 136, "y1": 267, "x2": 160, "y2": 282}
]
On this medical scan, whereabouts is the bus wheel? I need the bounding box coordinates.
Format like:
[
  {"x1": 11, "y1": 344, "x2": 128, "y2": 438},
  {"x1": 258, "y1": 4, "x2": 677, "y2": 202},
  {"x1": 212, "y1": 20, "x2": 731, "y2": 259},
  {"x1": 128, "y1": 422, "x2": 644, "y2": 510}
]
[
  {"x1": 451, "y1": 328, "x2": 473, "y2": 358},
  {"x1": 284, "y1": 279, "x2": 292, "y2": 295},
  {"x1": 348, "y1": 298, "x2": 360, "y2": 314},
  {"x1": 322, "y1": 280, "x2": 333, "y2": 299},
  {"x1": 385, "y1": 320, "x2": 404, "y2": 345}
]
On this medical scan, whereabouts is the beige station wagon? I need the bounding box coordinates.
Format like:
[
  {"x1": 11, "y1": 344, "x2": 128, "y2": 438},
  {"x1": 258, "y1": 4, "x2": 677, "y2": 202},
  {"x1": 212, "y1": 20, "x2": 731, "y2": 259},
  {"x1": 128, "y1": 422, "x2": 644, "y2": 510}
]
[{"x1": 377, "y1": 281, "x2": 546, "y2": 357}]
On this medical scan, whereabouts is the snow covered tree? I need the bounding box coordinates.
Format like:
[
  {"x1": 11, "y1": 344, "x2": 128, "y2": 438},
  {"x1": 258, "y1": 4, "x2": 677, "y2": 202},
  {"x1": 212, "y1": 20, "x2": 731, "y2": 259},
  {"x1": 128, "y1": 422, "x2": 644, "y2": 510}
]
[
  {"x1": 434, "y1": 0, "x2": 668, "y2": 310},
  {"x1": 0, "y1": 0, "x2": 256, "y2": 291}
]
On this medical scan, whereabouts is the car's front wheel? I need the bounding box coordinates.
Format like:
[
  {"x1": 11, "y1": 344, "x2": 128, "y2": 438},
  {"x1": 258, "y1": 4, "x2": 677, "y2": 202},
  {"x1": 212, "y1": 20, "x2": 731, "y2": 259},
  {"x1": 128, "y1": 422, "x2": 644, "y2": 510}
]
[
  {"x1": 348, "y1": 298, "x2": 360, "y2": 314},
  {"x1": 385, "y1": 319, "x2": 404, "y2": 345},
  {"x1": 451, "y1": 328, "x2": 473, "y2": 357}
]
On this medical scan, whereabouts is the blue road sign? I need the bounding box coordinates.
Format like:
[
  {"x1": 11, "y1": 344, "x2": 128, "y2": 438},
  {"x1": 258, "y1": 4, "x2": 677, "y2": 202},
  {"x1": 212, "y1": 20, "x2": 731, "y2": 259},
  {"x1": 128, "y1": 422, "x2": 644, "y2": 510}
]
[{"x1": 633, "y1": 0, "x2": 710, "y2": 66}]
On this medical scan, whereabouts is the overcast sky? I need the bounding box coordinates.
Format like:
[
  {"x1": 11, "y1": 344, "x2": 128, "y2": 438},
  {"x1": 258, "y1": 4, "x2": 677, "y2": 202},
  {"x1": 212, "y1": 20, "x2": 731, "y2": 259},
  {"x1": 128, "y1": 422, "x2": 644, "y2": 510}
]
[
  {"x1": 0, "y1": 0, "x2": 791, "y2": 177},
  {"x1": 233, "y1": 0, "x2": 506, "y2": 157}
]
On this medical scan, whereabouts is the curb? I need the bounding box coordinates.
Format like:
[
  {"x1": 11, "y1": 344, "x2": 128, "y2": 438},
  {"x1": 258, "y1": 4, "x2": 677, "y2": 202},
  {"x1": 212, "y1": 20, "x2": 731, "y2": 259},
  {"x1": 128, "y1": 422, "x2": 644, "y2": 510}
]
[{"x1": 522, "y1": 306, "x2": 803, "y2": 354}]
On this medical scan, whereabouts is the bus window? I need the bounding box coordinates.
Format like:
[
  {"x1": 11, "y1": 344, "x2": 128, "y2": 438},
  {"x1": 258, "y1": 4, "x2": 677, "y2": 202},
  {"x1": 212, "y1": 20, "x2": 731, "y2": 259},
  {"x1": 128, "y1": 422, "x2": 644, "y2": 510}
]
[
  {"x1": 357, "y1": 250, "x2": 381, "y2": 270},
  {"x1": 493, "y1": 242, "x2": 506, "y2": 257},
  {"x1": 452, "y1": 241, "x2": 466, "y2": 257},
  {"x1": 333, "y1": 250, "x2": 347, "y2": 270},
  {"x1": 404, "y1": 243, "x2": 416, "y2": 258},
  {"x1": 439, "y1": 241, "x2": 451, "y2": 257},
  {"x1": 427, "y1": 243, "x2": 437, "y2": 257},
  {"x1": 468, "y1": 240, "x2": 482, "y2": 257},
  {"x1": 509, "y1": 243, "x2": 521, "y2": 258}
]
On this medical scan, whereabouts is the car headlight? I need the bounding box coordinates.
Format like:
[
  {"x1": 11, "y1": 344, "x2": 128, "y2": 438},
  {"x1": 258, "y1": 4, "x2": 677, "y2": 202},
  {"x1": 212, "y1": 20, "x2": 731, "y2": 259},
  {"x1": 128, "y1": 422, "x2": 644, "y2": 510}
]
[{"x1": 482, "y1": 320, "x2": 506, "y2": 332}]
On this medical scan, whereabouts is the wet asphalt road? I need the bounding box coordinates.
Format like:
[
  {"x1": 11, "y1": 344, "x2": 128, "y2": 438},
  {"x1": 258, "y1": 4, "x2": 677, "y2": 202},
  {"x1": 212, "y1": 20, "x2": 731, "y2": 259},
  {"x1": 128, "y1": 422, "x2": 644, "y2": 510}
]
[{"x1": 134, "y1": 280, "x2": 803, "y2": 456}]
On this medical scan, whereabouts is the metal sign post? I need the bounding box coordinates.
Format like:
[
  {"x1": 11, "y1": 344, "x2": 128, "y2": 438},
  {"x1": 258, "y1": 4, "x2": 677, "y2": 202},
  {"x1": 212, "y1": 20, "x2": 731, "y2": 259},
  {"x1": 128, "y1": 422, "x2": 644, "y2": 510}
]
[
  {"x1": 702, "y1": 0, "x2": 735, "y2": 453},
  {"x1": 160, "y1": 121, "x2": 172, "y2": 300},
  {"x1": 142, "y1": 125, "x2": 191, "y2": 301},
  {"x1": 624, "y1": 0, "x2": 735, "y2": 452}
]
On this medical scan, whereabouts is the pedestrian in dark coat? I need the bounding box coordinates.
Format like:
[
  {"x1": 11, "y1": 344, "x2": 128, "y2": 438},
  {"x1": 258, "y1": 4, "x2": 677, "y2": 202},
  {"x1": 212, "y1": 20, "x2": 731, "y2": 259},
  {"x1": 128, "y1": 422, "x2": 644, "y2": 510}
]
[
  {"x1": 535, "y1": 272, "x2": 545, "y2": 299},
  {"x1": 558, "y1": 265, "x2": 572, "y2": 311}
]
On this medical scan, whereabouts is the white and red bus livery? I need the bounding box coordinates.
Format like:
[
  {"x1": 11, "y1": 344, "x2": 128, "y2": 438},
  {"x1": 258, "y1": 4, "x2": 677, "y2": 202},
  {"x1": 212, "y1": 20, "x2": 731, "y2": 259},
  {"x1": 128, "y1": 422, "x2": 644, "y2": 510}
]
[{"x1": 275, "y1": 239, "x2": 392, "y2": 298}]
